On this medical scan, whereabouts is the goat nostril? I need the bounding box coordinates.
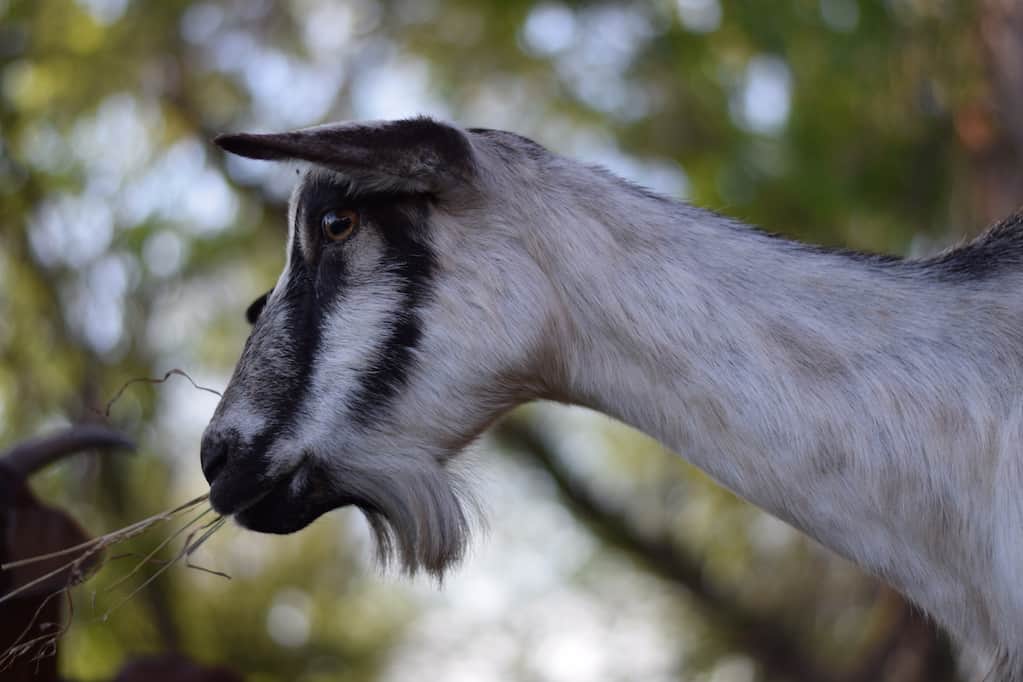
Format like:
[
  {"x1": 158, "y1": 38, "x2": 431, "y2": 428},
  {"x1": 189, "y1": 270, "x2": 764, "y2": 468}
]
[{"x1": 200, "y1": 433, "x2": 229, "y2": 483}]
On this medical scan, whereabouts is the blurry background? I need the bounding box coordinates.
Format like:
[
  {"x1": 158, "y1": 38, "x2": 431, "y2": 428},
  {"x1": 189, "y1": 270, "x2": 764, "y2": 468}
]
[{"x1": 1, "y1": 0, "x2": 1022, "y2": 680}]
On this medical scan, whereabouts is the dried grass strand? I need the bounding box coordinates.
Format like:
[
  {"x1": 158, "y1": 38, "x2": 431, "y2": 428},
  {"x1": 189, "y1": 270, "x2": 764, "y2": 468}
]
[
  {"x1": 1, "y1": 493, "x2": 209, "y2": 574},
  {"x1": 0, "y1": 501, "x2": 230, "y2": 670},
  {"x1": 99, "y1": 515, "x2": 229, "y2": 622},
  {"x1": 99, "y1": 506, "x2": 216, "y2": 594},
  {"x1": 2, "y1": 367, "x2": 230, "y2": 670},
  {"x1": 0, "y1": 589, "x2": 70, "y2": 670},
  {"x1": 102, "y1": 369, "x2": 222, "y2": 418}
]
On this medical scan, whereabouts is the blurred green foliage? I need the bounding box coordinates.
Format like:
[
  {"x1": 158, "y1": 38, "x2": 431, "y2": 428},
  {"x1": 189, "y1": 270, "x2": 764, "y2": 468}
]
[{"x1": 0, "y1": 0, "x2": 1017, "y2": 680}]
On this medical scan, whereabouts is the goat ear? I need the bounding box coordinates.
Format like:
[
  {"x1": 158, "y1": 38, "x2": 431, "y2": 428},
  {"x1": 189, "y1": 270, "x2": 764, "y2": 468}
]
[
  {"x1": 245, "y1": 289, "x2": 271, "y2": 325},
  {"x1": 214, "y1": 117, "x2": 475, "y2": 194}
]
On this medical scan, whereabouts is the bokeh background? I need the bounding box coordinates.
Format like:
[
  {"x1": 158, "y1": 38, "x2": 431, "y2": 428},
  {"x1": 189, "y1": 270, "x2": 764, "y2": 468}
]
[{"x1": 2, "y1": 0, "x2": 1022, "y2": 680}]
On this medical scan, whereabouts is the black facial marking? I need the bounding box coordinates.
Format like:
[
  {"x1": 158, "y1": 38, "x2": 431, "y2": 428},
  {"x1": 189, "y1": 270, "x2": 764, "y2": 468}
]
[
  {"x1": 346, "y1": 200, "x2": 435, "y2": 427},
  {"x1": 297, "y1": 175, "x2": 355, "y2": 261},
  {"x1": 243, "y1": 256, "x2": 324, "y2": 447},
  {"x1": 232, "y1": 201, "x2": 335, "y2": 454},
  {"x1": 239, "y1": 173, "x2": 434, "y2": 450}
]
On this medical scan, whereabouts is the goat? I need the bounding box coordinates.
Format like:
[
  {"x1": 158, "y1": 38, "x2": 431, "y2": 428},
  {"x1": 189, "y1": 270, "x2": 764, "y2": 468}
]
[
  {"x1": 1, "y1": 425, "x2": 132, "y2": 680},
  {"x1": 1, "y1": 426, "x2": 244, "y2": 681},
  {"x1": 203, "y1": 116, "x2": 1023, "y2": 677}
]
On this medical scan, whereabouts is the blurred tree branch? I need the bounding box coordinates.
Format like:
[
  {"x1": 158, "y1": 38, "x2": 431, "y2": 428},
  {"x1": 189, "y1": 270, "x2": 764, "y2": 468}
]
[
  {"x1": 495, "y1": 415, "x2": 831, "y2": 682},
  {"x1": 495, "y1": 414, "x2": 959, "y2": 682}
]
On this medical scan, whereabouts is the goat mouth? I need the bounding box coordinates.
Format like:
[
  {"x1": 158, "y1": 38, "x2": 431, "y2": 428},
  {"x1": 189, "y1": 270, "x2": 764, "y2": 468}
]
[
  {"x1": 208, "y1": 450, "x2": 313, "y2": 516},
  {"x1": 212, "y1": 472, "x2": 288, "y2": 517},
  {"x1": 233, "y1": 477, "x2": 355, "y2": 535},
  {"x1": 209, "y1": 460, "x2": 288, "y2": 516},
  {"x1": 216, "y1": 458, "x2": 357, "y2": 535}
]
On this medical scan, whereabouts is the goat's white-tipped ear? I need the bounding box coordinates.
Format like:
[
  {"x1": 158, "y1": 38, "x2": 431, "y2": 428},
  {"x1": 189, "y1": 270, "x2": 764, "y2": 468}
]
[{"x1": 213, "y1": 116, "x2": 475, "y2": 194}]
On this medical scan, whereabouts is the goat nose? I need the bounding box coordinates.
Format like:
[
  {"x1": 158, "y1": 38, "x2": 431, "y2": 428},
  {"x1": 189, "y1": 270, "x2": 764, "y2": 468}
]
[{"x1": 200, "y1": 428, "x2": 232, "y2": 484}]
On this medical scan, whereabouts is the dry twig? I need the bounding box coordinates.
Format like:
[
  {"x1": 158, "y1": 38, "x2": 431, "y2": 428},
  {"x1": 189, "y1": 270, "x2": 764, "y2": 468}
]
[{"x1": 102, "y1": 368, "x2": 222, "y2": 418}]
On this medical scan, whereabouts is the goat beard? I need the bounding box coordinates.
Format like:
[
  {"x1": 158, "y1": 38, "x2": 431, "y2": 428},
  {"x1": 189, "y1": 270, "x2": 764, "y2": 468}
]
[{"x1": 349, "y1": 460, "x2": 478, "y2": 578}]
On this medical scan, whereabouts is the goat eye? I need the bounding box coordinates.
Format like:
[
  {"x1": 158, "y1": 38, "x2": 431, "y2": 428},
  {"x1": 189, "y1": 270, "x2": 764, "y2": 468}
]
[{"x1": 321, "y1": 209, "x2": 359, "y2": 242}]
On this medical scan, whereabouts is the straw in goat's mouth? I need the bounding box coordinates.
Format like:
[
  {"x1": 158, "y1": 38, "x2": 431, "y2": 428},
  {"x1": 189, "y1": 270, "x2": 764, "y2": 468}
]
[{"x1": 0, "y1": 492, "x2": 231, "y2": 669}]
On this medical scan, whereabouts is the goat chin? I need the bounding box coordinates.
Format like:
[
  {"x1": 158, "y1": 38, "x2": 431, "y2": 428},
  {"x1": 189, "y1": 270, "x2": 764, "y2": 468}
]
[{"x1": 353, "y1": 460, "x2": 475, "y2": 577}]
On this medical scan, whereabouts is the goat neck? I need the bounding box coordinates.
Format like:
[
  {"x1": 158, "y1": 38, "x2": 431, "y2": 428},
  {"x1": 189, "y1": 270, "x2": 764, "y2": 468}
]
[{"x1": 522, "y1": 159, "x2": 1023, "y2": 668}]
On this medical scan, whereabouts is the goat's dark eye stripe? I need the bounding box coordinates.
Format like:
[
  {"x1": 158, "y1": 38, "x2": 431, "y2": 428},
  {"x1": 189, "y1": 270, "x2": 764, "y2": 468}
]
[
  {"x1": 246, "y1": 262, "x2": 323, "y2": 444},
  {"x1": 346, "y1": 203, "x2": 435, "y2": 428},
  {"x1": 297, "y1": 173, "x2": 416, "y2": 263}
]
